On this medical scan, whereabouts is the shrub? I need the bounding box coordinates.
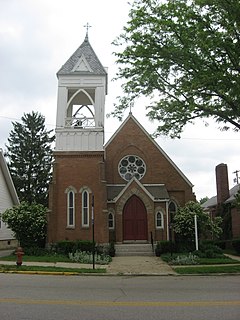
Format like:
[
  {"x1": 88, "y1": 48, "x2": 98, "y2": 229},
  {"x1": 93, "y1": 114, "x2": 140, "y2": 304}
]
[
  {"x1": 155, "y1": 240, "x2": 176, "y2": 255},
  {"x1": 73, "y1": 240, "x2": 94, "y2": 253},
  {"x1": 54, "y1": 241, "x2": 75, "y2": 255},
  {"x1": 69, "y1": 251, "x2": 112, "y2": 265},
  {"x1": 232, "y1": 239, "x2": 240, "y2": 253},
  {"x1": 214, "y1": 240, "x2": 226, "y2": 250},
  {"x1": 54, "y1": 240, "x2": 94, "y2": 256},
  {"x1": 108, "y1": 242, "x2": 115, "y2": 257},
  {"x1": 169, "y1": 253, "x2": 199, "y2": 265},
  {"x1": 23, "y1": 246, "x2": 51, "y2": 256}
]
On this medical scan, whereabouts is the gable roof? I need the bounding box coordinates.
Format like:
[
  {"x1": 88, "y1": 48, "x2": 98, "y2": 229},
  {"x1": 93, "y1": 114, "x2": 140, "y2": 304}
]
[
  {"x1": 57, "y1": 34, "x2": 107, "y2": 76},
  {"x1": 107, "y1": 178, "x2": 169, "y2": 203},
  {"x1": 202, "y1": 184, "x2": 240, "y2": 209},
  {"x1": 0, "y1": 149, "x2": 19, "y2": 205},
  {"x1": 105, "y1": 113, "x2": 194, "y2": 187}
]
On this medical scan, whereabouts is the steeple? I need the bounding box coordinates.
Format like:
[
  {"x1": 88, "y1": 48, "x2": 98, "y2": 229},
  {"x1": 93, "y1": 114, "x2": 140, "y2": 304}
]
[{"x1": 55, "y1": 34, "x2": 108, "y2": 152}]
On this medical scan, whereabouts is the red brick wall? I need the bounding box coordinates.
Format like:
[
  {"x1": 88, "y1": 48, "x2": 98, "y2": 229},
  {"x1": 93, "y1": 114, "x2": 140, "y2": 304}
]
[
  {"x1": 232, "y1": 207, "x2": 240, "y2": 238},
  {"x1": 48, "y1": 117, "x2": 196, "y2": 245},
  {"x1": 105, "y1": 117, "x2": 195, "y2": 205},
  {"x1": 48, "y1": 151, "x2": 108, "y2": 244},
  {"x1": 216, "y1": 163, "x2": 230, "y2": 204}
]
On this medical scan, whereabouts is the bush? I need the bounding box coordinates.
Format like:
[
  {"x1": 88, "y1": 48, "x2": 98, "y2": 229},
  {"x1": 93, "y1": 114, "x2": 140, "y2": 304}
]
[
  {"x1": 69, "y1": 251, "x2": 112, "y2": 265},
  {"x1": 23, "y1": 246, "x2": 51, "y2": 256},
  {"x1": 168, "y1": 253, "x2": 199, "y2": 265},
  {"x1": 108, "y1": 242, "x2": 115, "y2": 257},
  {"x1": 155, "y1": 241, "x2": 176, "y2": 256},
  {"x1": 214, "y1": 240, "x2": 226, "y2": 250},
  {"x1": 193, "y1": 242, "x2": 223, "y2": 258},
  {"x1": 54, "y1": 240, "x2": 94, "y2": 256},
  {"x1": 232, "y1": 239, "x2": 240, "y2": 254}
]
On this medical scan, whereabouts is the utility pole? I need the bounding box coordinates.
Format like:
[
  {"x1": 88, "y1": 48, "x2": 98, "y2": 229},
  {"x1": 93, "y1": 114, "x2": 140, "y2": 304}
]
[{"x1": 233, "y1": 170, "x2": 240, "y2": 185}]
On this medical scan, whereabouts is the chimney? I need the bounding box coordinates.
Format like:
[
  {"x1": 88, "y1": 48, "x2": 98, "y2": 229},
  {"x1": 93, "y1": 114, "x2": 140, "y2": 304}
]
[{"x1": 215, "y1": 163, "x2": 230, "y2": 204}]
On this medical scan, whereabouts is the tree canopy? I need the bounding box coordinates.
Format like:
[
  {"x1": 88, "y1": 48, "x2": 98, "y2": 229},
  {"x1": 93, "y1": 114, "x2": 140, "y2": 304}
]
[
  {"x1": 173, "y1": 201, "x2": 222, "y2": 242},
  {"x1": 5, "y1": 111, "x2": 55, "y2": 206},
  {"x1": 112, "y1": 0, "x2": 240, "y2": 137},
  {"x1": 2, "y1": 202, "x2": 47, "y2": 248}
]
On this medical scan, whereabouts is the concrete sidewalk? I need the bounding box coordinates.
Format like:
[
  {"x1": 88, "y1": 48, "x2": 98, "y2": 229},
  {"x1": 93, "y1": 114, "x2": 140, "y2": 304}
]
[
  {"x1": 0, "y1": 253, "x2": 176, "y2": 275},
  {"x1": 106, "y1": 256, "x2": 176, "y2": 275}
]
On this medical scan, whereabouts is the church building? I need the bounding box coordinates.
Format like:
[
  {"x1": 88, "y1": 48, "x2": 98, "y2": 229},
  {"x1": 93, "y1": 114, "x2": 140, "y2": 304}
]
[{"x1": 47, "y1": 33, "x2": 196, "y2": 246}]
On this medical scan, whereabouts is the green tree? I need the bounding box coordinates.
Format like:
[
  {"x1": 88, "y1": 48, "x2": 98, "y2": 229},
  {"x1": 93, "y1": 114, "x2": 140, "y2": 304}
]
[
  {"x1": 5, "y1": 111, "x2": 55, "y2": 206},
  {"x1": 2, "y1": 202, "x2": 47, "y2": 248},
  {"x1": 199, "y1": 196, "x2": 209, "y2": 205},
  {"x1": 112, "y1": 0, "x2": 240, "y2": 137},
  {"x1": 173, "y1": 201, "x2": 222, "y2": 243},
  {"x1": 234, "y1": 189, "x2": 240, "y2": 209}
]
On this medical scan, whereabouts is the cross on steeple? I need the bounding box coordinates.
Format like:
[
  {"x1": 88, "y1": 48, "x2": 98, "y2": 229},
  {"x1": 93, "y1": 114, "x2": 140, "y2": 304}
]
[{"x1": 84, "y1": 22, "x2": 92, "y2": 40}]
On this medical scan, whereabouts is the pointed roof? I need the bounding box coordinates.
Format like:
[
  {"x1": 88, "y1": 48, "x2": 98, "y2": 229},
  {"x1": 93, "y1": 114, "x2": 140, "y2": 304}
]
[
  {"x1": 57, "y1": 34, "x2": 107, "y2": 76},
  {"x1": 107, "y1": 178, "x2": 169, "y2": 203},
  {"x1": 0, "y1": 149, "x2": 19, "y2": 205},
  {"x1": 105, "y1": 113, "x2": 194, "y2": 187}
]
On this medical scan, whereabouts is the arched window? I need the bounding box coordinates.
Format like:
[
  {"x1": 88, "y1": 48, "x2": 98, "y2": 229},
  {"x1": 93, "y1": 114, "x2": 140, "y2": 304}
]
[
  {"x1": 156, "y1": 211, "x2": 164, "y2": 229},
  {"x1": 108, "y1": 212, "x2": 114, "y2": 230},
  {"x1": 82, "y1": 190, "x2": 89, "y2": 227},
  {"x1": 169, "y1": 201, "x2": 177, "y2": 224},
  {"x1": 67, "y1": 190, "x2": 75, "y2": 227}
]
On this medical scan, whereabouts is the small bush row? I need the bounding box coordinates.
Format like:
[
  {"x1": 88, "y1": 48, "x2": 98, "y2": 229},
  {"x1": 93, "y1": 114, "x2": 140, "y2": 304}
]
[
  {"x1": 52, "y1": 240, "x2": 115, "y2": 257},
  {"x1": 69, "y1": 251, "x2": 112, "y2": 265}
]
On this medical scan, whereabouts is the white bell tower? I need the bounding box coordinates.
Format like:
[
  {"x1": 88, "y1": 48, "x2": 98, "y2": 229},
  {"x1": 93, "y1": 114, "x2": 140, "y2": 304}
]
[{"x1": 55, "y1": 31, "x2": 107, "y2": 151}]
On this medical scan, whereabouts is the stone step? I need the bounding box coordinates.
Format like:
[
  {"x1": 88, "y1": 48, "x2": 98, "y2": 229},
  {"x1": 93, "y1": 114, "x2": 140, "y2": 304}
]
[{"x1": 115, "y1": 244, "x2": 154, "y2": 257}]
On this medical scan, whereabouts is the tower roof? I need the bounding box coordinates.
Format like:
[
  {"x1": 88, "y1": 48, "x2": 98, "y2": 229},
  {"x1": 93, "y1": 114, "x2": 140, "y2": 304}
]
[{"x1": 57, "y1": 34, "x2": 107, "y2": 76}]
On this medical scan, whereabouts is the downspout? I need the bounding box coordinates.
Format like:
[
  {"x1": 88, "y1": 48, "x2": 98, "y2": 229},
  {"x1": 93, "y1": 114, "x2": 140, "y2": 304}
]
[{"x1": 166, "y1": 200, "x2": 169, "y2": 241}]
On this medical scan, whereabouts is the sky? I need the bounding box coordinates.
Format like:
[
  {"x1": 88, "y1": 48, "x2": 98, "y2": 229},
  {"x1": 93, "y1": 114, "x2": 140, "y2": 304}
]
[{"x1": 0, "y1": 0, "x2": 239, "y2": 201}]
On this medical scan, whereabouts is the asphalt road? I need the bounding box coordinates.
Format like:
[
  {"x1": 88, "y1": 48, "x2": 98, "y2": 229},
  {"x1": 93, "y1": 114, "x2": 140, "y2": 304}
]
[{"x1": 0, "y1": 274, "x2": 240, "y2": 320}]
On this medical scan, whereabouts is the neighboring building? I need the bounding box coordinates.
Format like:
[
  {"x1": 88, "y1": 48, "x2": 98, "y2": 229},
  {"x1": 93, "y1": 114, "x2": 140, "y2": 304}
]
[
  {"x1": 47, "y1": 33, "x2": 196, "y2": 246},
  {"x1": 202, "y1": 163, "x2": 240, "y2": 239},
  {"x1": 0, "y1": 149, "x2": 19, "y2": 249}
]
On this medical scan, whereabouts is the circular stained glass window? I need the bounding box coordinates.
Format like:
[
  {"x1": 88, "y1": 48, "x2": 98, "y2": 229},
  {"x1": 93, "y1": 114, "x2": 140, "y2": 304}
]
[{"x1": 118, "y1": 155, "x2": 146, "y2": 181}]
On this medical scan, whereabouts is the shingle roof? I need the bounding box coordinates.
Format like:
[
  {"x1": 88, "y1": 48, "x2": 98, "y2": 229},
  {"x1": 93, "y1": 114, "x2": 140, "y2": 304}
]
[
  {"x1": 57, "y1": 34, "x2": 107, "y2": 76},
  {"x1": 202, "y1": 184, "x2": 240, "y2": 208},
  {"x1": 107, "y1": 184, "x2": 169, "y2": 202}
]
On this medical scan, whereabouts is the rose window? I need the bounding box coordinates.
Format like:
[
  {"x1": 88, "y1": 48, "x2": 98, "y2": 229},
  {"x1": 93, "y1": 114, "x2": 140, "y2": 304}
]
[{"x1": 118, "y1": 155, "x2": 146, "y2": 181}]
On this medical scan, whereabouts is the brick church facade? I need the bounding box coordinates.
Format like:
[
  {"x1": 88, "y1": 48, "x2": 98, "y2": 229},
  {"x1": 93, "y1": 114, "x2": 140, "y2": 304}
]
[{"x1": 47, "y1": 34, "x2": 196, "y2": 246}]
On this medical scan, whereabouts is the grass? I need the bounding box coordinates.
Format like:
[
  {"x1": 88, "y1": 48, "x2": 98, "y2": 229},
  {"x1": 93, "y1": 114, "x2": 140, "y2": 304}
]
[
  {"x1": 174, "y1": 265, "x2": 240, "y2": 274},
  {"x1": 198, "y1": 257, "x2": 240, "y2": 265},
  {"x1": 0, "y1": 254, "x2": 72, "y2": 263},
  {"x1": 0, "y1": 264, "x2": 106, "y2": 274},
  {"x1": 161, "y1": 253, "x2": 239, "y2": 265}
]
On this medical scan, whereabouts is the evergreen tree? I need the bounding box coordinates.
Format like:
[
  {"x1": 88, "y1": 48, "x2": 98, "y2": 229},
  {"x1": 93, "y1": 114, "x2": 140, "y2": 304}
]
[
  {"x1": 112, "y1": 0, "x2": 240, "y2": 137},
  {"x1": 5, "y1": 111, "x2": 55, "y2": 206}
]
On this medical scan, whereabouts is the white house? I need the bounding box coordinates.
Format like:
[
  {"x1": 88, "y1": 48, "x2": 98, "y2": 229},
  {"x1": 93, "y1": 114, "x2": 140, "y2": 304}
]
[{"x1": 0, "y1": 149, "x2": 19, "y2": 249}]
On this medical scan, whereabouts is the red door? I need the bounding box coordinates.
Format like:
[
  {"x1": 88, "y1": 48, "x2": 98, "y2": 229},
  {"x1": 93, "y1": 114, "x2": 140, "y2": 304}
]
[{"x1": 123, "y1": 195, "x2": 148, "y2": 241}]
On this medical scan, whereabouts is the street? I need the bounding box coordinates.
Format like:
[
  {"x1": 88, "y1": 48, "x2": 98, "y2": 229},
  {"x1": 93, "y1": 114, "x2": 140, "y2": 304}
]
[{"x1": 0, "y1": 274, "x2": 240, "y2": 320}]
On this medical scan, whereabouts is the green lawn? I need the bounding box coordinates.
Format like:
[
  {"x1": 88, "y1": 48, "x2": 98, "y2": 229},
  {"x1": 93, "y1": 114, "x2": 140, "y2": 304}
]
[
  {"x1": 0, "y1": 254, "x2": 72, "y2": 263},
  {"x1": 174, "y1": 265, "x2": 240, "y2": 274},
  {"x1": 0, "y1": 264, "x2": 106, "y2": 274}
]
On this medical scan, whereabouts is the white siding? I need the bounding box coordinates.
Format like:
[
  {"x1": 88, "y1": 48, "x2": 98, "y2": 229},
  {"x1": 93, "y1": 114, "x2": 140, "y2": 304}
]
[{"x1": 0, "y1": 167, "x2": 15, "y2": 240}]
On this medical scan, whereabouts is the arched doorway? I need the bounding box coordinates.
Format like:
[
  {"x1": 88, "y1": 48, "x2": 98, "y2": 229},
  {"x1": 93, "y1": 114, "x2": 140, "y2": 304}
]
[{"x1": 123, "y1": 195, "x2": 148, "y2": 241}]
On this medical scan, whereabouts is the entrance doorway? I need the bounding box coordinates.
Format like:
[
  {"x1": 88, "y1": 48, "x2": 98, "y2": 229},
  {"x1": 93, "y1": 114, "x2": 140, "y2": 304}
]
[{"x1": 123, "y1": 195, "x2": 148, "y2": 241}]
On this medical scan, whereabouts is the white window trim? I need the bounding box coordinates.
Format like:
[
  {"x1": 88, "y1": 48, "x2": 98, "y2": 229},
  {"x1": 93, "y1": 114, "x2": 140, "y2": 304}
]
[
  {"x1": 108, "y1": 212, "x2": 115, "y2": 230},
  {"x1": 67, "y1": 190, "x2": 75, "y2": 228},
  {"x1": 156, "y1": 210, "x2": 164, "y2": 229},
  {"x1": 82, "y1": 190, "x2": 90, "y2": 228}
]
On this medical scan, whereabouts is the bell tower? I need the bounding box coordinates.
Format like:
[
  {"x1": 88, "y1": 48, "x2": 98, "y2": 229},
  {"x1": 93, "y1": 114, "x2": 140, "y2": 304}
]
[
  {"x1": 48, "y1": 32, "x2": 108, "y2": 245},
  {"x1": 55, "y1": 32, "x2": 107, "y2": 151}
]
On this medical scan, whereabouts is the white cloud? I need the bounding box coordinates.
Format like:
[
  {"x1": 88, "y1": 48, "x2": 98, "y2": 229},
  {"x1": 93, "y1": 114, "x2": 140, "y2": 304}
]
[{"x1": 0, "y1": 0, "x2": 239, "y2": 200}]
